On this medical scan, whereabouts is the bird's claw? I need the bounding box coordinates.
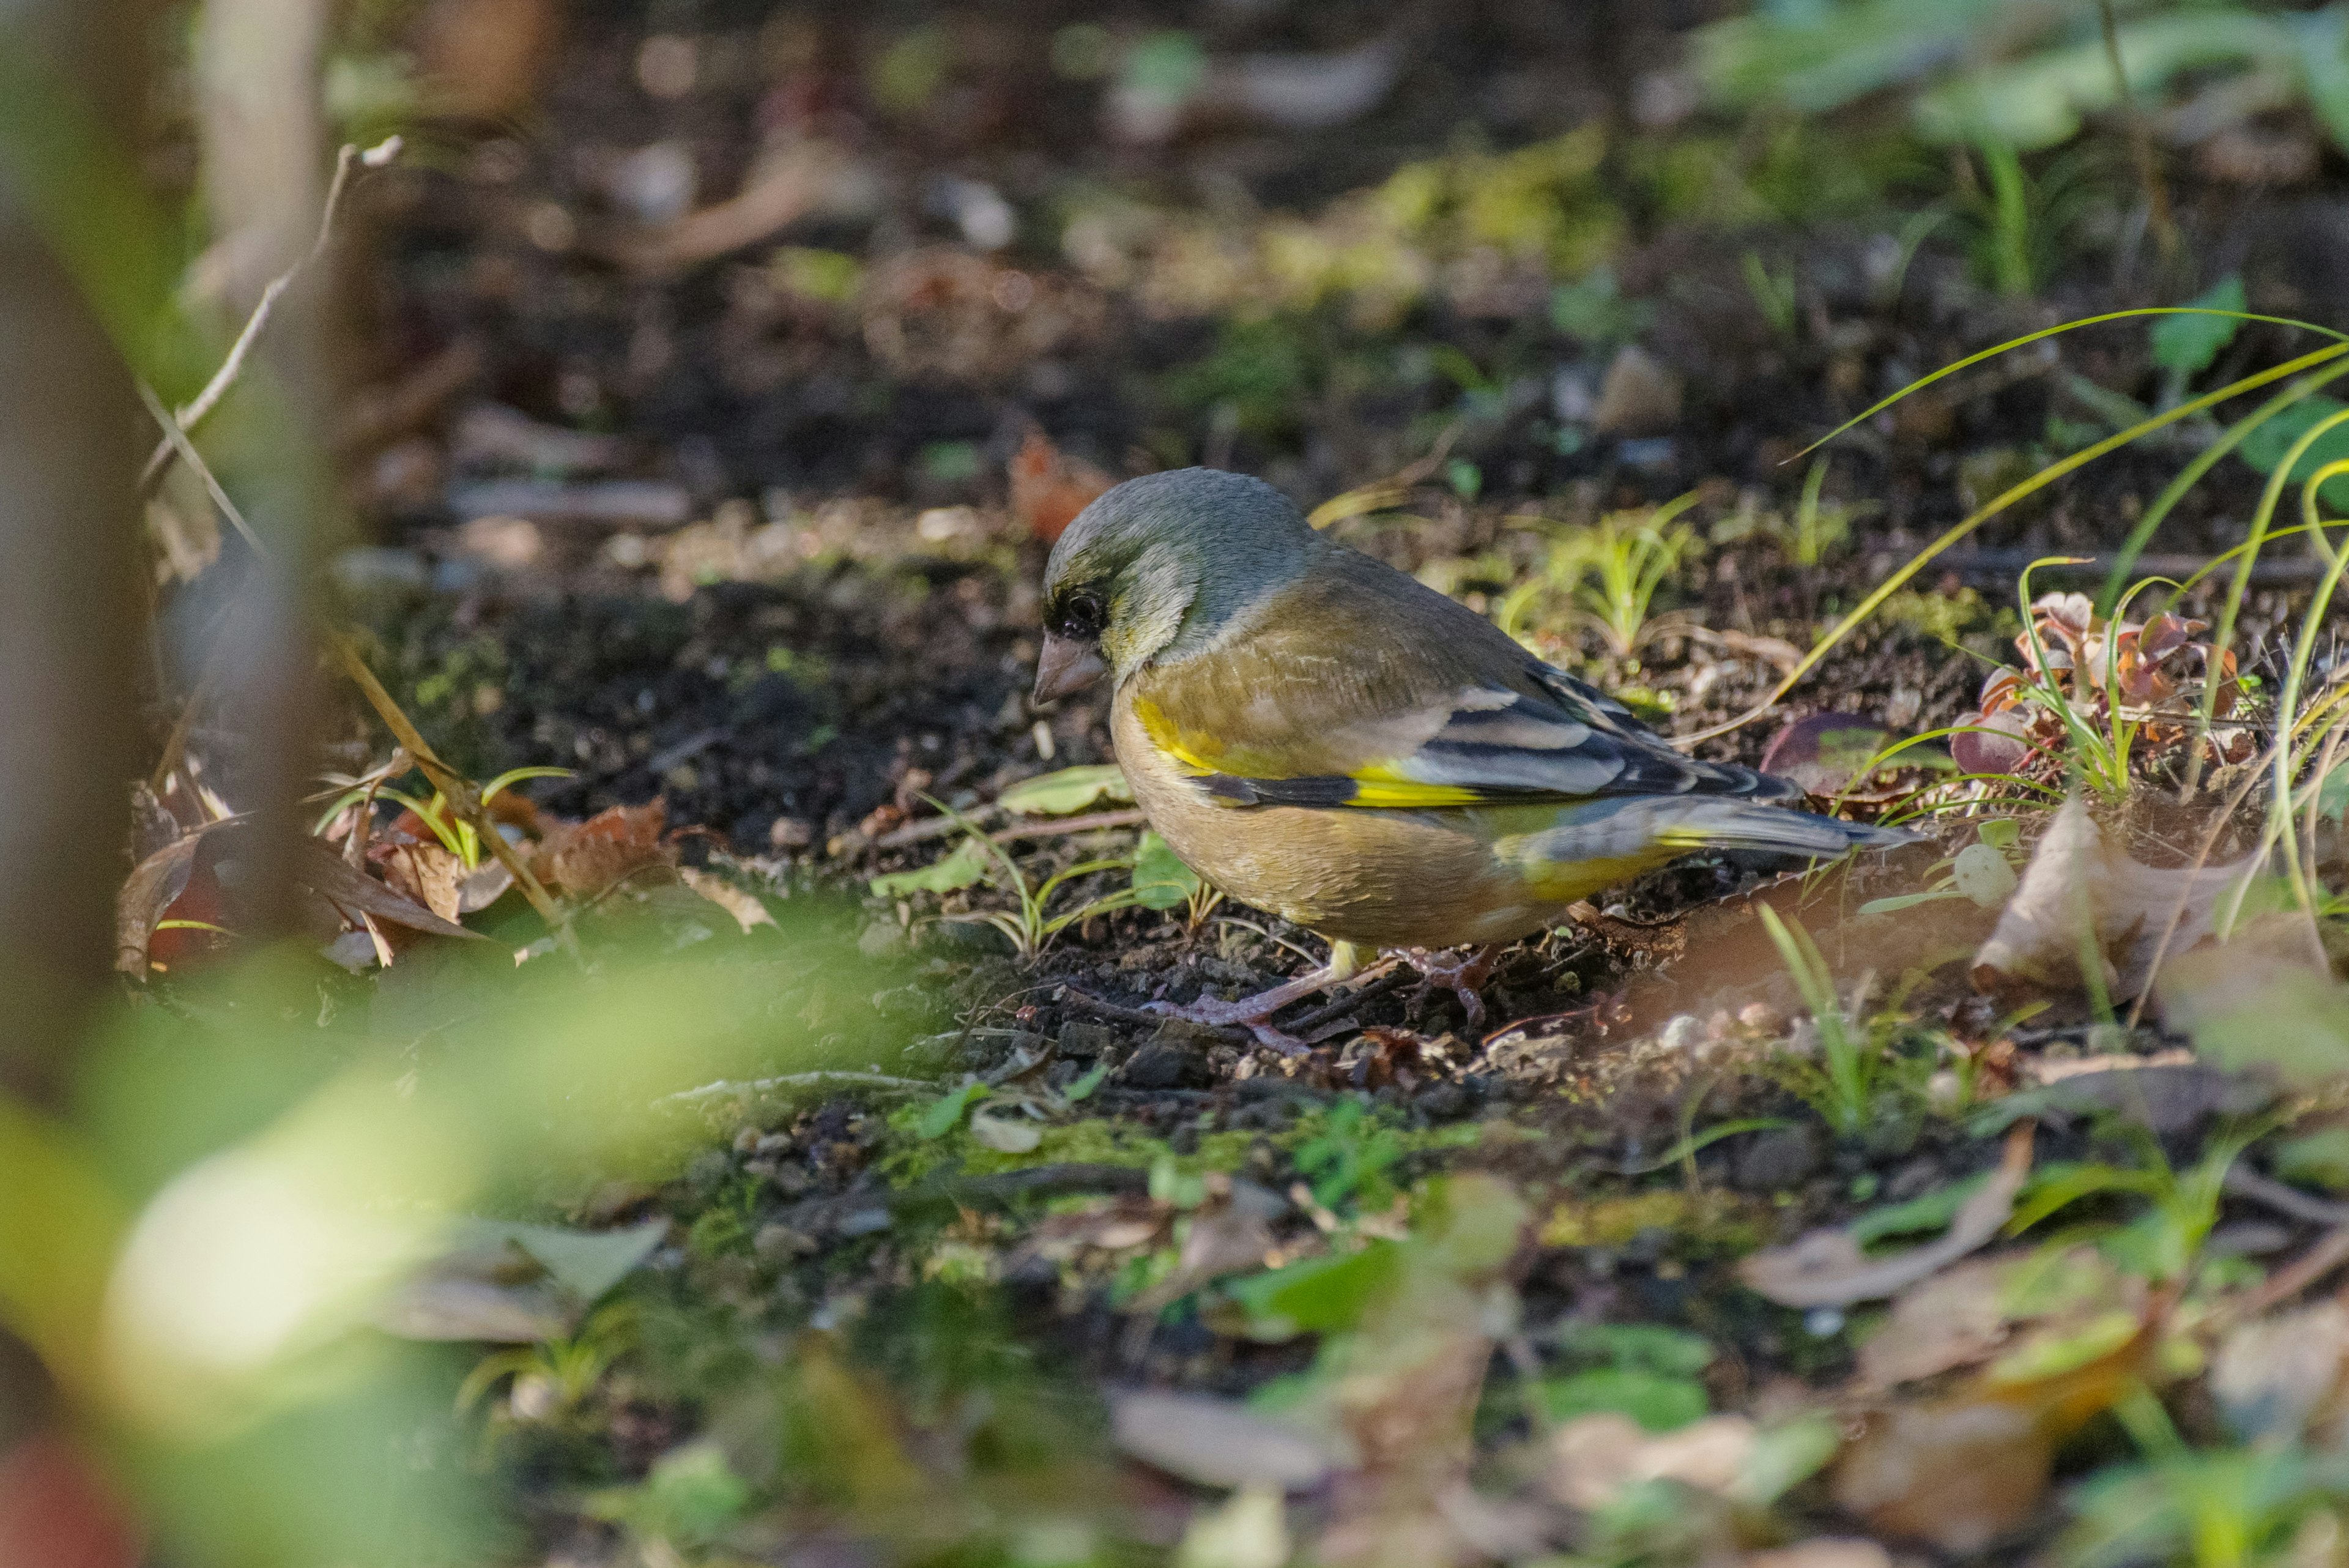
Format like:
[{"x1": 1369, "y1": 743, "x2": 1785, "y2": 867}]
[{"x1": 1403, "y1": 946, "x2": 1497, "y2": 1031}]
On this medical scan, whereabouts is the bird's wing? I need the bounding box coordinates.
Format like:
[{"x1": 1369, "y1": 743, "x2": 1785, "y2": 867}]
[{"x1": 1128, "y1": 557, "x2": 1796, "y2": 811}]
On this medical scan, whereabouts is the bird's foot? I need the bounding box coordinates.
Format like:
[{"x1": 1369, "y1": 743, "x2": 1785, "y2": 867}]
[
  {"x1": 1146, "y1": 954, "x2": 1399, "y2": 1055},
  {"x1": 1401, "y1": 945, "x2": 1498, "y2": 1031}
]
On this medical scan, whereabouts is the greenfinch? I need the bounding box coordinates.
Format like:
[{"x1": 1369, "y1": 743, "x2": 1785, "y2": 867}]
[{"x1": 1034, "y1": 468, "x2": 1910, "y2": 1046}]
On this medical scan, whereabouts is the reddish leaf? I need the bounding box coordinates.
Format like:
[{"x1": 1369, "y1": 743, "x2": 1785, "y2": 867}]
[
  {"x1": 1951, "y1": 708, "x2": 2032, "y2": 776},
  {"x1": 1009, "y1": 429, "x2": 1113, "y2": 544},
  {"x1": 534, "y1": 801, "x2": 675, "y2": 898},
  {"x1": 1759, "y1": 713, "x2": 1894, "y2": 798},
  {"x1": 0, "y1": 1433, "x2": 143, "y2": 1568}
]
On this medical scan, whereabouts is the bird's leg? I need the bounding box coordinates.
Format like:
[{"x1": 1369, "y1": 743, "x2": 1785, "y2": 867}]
[
  {"x1": 1401, "y1": 945, "x2": 1499, "y2": 1031},
  {"x1": 1147, "y1": 940, "x2": 1397, "y2": 1054}
]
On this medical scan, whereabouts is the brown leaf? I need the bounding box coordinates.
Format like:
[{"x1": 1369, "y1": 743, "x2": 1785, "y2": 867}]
[
  {"x1": 294, "y1": 838, "x2": 480, "y2": 940},
  {"x1": 1833, "y1": 1312, "x2": 2150, "y2": 1552},
  {"x1": 1745, "y1": 1541, "x2": 1891, "y2": 1568},
  {"x1": 375, "y1": 842, "x2": 464, "y2": 923},
  {"x1": 1548, "y1": 1413, "x2": 1759, "y2": 1511},
  {"x1": 1972, "y1": 797, "x2": 2258, "y2": 1001},
  {"x1": 1856, "y1": 1259, "x2": 2014, "y2": 1389},
  {"x1": 1759, "y1": 713, "x2": 1896, "y2": 799},
  {"x1": 615, "y1": 141, "x2": 864, "y2": 272},
  {"x1": 116, "y1": 829, "x2": 209, "y2": 976},
  {"x1": 678, "y1": 867, "x2": 774, "y2": 934},
  {"x1": 1591, "y1": 345, "x2": 1682, "y2": 437},
  {"x1": 415, "y1": 0, "x2": 559, "y2": 119},
  {"x1": 535, "y1": 800, "x2": 675, "y2": 898},
  {"x1": 1831, "y1": 1399, "x2": 2048, "y2": 1553},
  {"x1": 1739, "y1": 1124, "x2": 2033, "y2": 1309}
]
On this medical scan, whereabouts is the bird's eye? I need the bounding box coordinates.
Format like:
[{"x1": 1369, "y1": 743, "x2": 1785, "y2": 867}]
[{"x1": 1056, "y1": 590, "x2": 1107, "y2": 641}]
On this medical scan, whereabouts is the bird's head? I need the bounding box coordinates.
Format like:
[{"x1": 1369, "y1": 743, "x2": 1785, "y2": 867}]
[{"x1": 1034, "y1": 467, "x2": 1315, "y2": 702}]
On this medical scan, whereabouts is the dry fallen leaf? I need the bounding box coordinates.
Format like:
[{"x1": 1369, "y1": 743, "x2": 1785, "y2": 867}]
[
  {"x1": 376, "y1": 841, "x2": 464, "y2": 923},
  {"x1": 617, "y1": 142, "x2": 870, "y2": 272},
  {"x1": 535, "y1": 800, "x2": 675, "y2": 899},
  {"x1": 1833, "y1": 1302, "x2": 2151, "y2": 1552},
  {"x1": 1972, "y1": 797, "x2": 2257, "y2": 1001},
  {"x1": 415, "y1": 0, "x2": 559, "y2": 119},
  {"x1": 1739, "y1": 1124, "x2": 2033, "y2": 1309},
  {"x1": 678, "y1": 867, "x2": 774, "y2": 934},
  {"x1": 1855, "y1": 1258, "x2": 2014, "y2": 1389},
  {"x1": 1110, "y1": 1390, "x2": 1338, "y2": 1491},
  {"x1": 1744, "y1": 1539, "x2": 1892, "y2": 1568},
  {"x1": 1548, "y1": 1412, "x2": 1757, "y2": 1511},
  {"x1": 1831, "y1": 1399, "x2": 2047, "y2": 1554}
]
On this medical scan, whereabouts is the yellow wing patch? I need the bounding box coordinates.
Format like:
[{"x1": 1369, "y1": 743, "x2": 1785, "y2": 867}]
[{"x1": 1341, "y1": 766, "x2": 1485, "y2": 809}]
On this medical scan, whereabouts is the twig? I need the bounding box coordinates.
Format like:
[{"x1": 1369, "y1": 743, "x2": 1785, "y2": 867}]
[
  {"x1": 661, "y1": 1070, "x2": 930, "y2": 1107},
  {"x1": 2224, "y1": 1166, "x2": 2349, "y2": 1228},
  {"x1": 1059, "y1": 986, "x2": 1237, "y2": 1036},
  {"x1": 996, "y1": 808, "x2": 1148, "y2": 842},
  {"x1": 139, "y1": 138, "x2": 395, "y2": 492},
  {"x1": 136, "y1": 381, "x2": 265, "y2": 554},
  {"x1": 2241, "y1": 1224, "x2": 2349, "y2": 1318},
  {"x1": 871, "y1": 805, "x2": 1145, "y2": 852},
  {"x1": 325, "y1": 630, "x2": 568, "y2": 932}
]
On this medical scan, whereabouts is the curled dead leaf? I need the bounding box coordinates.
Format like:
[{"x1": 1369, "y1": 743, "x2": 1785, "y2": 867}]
[
  {"x1": 535, "y1": 800, "x2": 675, "y2": 899},
  {"x1": 1972, "y1": 797, "x2": 2258, "y2": 1002},
  {"x1": 375, "y1": 841, "x2": 464, "y2": 923},
  {"x1": 1738, "y1": 1124, "x2": 2032, "y2": 1309},
  {"x1": 678, "y1": 867, "x2": 774, "y2": 934}
]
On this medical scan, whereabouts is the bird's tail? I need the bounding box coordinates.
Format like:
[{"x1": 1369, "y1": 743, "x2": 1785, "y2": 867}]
[
  {"x1": 1653, "y1": 798, "x2": 1918, "y2": 858},
  {"x1": 1510, "y1": 796, "x2": 1917, "y2": 870}
]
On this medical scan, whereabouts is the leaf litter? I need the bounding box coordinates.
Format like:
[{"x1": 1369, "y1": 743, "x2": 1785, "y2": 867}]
[{"x1": 61, "y1": 6, "x2": 2349, "y2": 1566}]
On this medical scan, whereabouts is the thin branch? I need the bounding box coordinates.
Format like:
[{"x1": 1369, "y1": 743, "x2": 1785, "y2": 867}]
[
  {"x1": 136, "y1": 380, "x2": 265, "y2": 553},
  {"x1": 139, "y1": 136, "x2": 397, "y2": 493},
  {"x1": 324, "y1": 630, "x2": 568, "y2": 932}
]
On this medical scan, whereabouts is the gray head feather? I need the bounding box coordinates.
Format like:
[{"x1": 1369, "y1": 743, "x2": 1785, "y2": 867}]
[{"x1": 1042, "y1": 468, "x2": 1316, "y2": 675}]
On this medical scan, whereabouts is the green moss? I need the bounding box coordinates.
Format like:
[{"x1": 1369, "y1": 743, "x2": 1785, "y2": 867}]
[{"x1": 1539, "y1": 1187, "x2": 1766, "y2": 1252}]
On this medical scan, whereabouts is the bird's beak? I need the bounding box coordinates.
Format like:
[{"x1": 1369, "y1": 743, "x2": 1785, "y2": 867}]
[{"x1": 1033, "y1": 633, "x2": 1106, "y2": 704}]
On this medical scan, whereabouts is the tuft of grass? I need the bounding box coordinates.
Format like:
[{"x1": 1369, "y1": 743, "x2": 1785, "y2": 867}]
[
  {"x1": 878, "y1": 800, "x2": 1151, "y2": 960},
  {"x1": 1757, "y1": 905, "x2": 1874, "y2": 1139},
  {"x1": 1501, "y1": 494, "x2": 1699, "y2": 660}
]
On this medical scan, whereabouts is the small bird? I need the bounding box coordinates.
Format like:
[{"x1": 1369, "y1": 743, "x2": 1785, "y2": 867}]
[{"x1": 1034, "y1": 469, "x2": 1911, "y2": 1048}]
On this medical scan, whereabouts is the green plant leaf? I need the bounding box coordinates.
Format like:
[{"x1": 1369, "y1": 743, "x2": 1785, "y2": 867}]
[
  {"x1": 1130, "y1": 831, "x2": 1202, "y2": 911},
  {"x1": 997, "y1": 765, "x2": 1133, "y2": 816},
  {"x1": 2238, "y1": 393, "x2": 2349, "y2": 510},
  {"x1": 1062, "y1": 1062, "x2": 1110, "y2": 1104},
  {"x1": 453, "y1": 1217, "x2": 669, "y2": 1306},
  {"x1": 870, "y1": 838, "x2": 992, "y2": 897},
  {"x1": 917, "y1": 1081, "x2": 989, "y2": 1140},
  {"x1": 1534, "y1": 1367, "x2": 1708, "y2": 1432},
  {"x1": 2151, "y1": 277, "x2": 2246, "y2": 376},
  {"x1": 1858, "y1": 890, "x2": 1962, "y2": 916},
  {"x1": 1555, "y1": 1321, "x2": 1715, "y2": 1377},
  {"x1": 1222, "y1": 1243, "x2": 1401, "y2": 1340},
  {"x1": 1847, "y1": 1172, "x2": 1987, "y2": 1249},
  {"x1": 2275, "y1": 1128, "x2": 2349, "y2": 1191}
]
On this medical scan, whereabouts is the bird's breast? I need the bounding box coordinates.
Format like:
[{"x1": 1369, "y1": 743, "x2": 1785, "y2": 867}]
[{"x1": 1109, "y1": 688, "x2": 1556, "y2": 949}]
